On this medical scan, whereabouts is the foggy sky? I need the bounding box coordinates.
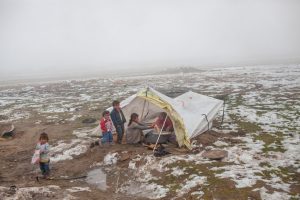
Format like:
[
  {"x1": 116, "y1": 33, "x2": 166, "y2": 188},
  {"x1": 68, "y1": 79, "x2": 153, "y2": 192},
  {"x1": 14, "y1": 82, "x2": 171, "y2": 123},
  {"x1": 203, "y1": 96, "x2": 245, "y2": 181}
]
[{"x1": 0, "y1": 0, "x2": 300, "y2": 79}]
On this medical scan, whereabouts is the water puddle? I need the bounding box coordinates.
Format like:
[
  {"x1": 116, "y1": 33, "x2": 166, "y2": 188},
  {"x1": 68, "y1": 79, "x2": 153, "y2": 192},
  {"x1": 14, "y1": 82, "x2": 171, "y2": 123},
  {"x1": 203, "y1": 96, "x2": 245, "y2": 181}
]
[{"x1": 86, "y1": 168, "x2": 107, "y2": 190}]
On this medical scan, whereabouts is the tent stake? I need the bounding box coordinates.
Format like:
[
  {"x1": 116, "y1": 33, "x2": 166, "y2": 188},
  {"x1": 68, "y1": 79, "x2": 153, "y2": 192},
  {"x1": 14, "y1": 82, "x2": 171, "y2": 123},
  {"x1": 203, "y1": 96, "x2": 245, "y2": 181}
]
[{"x1": 202, "y1": 114, "x2": 210, "y2": 132}]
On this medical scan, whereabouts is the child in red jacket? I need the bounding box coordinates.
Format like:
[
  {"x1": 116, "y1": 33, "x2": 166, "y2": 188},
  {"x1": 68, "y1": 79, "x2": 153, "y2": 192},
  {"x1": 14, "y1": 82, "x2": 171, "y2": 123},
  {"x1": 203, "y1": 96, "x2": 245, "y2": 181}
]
[{"x1": 100, "y1": 110, "x2": 114, "y2": 145}]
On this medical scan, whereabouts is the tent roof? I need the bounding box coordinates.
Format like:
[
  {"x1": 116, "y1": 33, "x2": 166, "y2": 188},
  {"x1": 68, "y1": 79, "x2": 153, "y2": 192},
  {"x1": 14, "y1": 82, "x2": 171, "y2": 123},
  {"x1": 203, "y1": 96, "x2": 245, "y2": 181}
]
[{"x1": 174, "y1": 91, "x2": 223, "y2": 138}]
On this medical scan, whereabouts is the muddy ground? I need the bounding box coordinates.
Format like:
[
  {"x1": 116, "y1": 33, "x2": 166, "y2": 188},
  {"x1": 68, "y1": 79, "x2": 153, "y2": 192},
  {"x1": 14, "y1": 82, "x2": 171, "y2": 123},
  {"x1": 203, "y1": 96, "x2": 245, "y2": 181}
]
[
  {"x1": 0, "y1": 65, "x2": 299, "y2": 200},
  {"x1": 0, "y1": 119, "x2": 253, "y2": 200},
  {"x1": 0, "y1": 118, "x2": 150, "y2": 199}
]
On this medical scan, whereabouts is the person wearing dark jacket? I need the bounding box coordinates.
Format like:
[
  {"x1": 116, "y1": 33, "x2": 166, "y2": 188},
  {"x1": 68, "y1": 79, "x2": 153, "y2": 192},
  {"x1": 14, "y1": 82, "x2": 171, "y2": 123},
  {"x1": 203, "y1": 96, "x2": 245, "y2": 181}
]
[{"x1": 110, "y1": 100, "x2": 126, "y2": 144}]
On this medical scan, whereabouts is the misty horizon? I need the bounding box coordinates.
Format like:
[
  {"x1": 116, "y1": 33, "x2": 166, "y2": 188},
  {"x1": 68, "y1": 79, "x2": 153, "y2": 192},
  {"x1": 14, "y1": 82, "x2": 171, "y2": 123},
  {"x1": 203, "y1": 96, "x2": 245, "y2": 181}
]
[{"x1": 1, "y1": 0, "x2": 300, "y2": 80}]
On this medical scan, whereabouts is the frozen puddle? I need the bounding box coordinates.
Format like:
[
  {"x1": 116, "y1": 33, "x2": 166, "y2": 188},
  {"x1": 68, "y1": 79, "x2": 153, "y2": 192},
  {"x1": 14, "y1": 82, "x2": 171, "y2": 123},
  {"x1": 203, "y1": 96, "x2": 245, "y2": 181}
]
[{"x1": 86, "y1": 168, "x2": 107, "y2": 190}]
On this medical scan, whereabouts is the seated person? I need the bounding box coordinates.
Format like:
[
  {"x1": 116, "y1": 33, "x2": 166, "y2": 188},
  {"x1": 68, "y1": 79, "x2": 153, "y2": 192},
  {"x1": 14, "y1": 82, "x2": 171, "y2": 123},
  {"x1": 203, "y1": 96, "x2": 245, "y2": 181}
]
[
  {"x1": 145, "y1": 112, "x2": 177, "y2": 145},
  {"x1": 152, "y1": 112, "x2": 174, "y2": 132},
  {"x1": 126, "y1": 113, "x2": 151, "y2": 144}
]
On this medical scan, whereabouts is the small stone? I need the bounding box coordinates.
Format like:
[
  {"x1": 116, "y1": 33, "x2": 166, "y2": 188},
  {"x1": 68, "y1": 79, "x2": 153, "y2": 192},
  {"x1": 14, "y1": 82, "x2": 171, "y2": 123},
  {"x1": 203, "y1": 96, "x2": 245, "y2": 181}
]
[
  {"x1": 248, "y1": 191, "x2": 261, "y2": 200},
  {"x1": 82, "y1": 118, "x2": 96, "y2": 124},
  {"x1": 90, "y1": 143, "x2": 95, "y2": 148},
  {"x1": 202, "y1": 150, "x2": 228, "y2": 160},
  {"x1": 120, "y1": 153, "x2": 130, "y2": 161}
]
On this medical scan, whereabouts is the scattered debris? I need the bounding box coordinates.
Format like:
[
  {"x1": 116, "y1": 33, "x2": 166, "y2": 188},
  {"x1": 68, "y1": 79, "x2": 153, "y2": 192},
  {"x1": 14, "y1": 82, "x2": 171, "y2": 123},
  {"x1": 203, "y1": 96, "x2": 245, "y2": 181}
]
[
  {"x1": 153, "y1": 145, "x2": 171, "y2": 157},
  {"x1": 103, "y1": 152, "x2": 118, "y2": 165},
  {"x1": 0, "y1": 123, "x2": 15, "y2": 138}
]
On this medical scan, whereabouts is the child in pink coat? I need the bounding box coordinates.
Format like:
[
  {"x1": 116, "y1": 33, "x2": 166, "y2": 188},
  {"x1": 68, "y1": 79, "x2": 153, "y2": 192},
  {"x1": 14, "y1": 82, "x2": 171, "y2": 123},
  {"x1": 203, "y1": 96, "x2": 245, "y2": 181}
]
[{"x1": 100, "y1": 111, "x2": 113, "y2": 145}]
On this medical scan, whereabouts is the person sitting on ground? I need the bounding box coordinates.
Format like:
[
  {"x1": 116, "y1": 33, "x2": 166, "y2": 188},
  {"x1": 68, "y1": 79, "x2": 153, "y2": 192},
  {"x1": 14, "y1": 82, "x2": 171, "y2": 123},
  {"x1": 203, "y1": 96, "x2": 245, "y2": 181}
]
[
  {"x1": 126, "y1": 113, "x2": 152, "y2": 144},
  {"x1": 36, "y1": 132, "x2": 51, "y2": 179},
  {"x1": 152, "y1": 112, "x2": 174, "y2": 132},
  {"x1": 110, "y1": 100, "x2": 126, "y2": 144},
  {"x1": 100, "y1": 110, "x2": 114, "y2": 145}
]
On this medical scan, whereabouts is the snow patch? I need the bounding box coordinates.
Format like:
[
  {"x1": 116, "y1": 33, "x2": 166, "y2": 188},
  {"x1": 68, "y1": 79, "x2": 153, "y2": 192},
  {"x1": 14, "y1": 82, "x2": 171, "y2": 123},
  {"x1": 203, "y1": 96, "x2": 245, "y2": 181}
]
[
  {"x1": 50, "y1": 128, "x2": 94, "y2": 162},
  {"x1": 171, "y1": 167, "x2": 186, "y2": 177},
  {"x1": 66, "y1": 187, "x2": 91, "y2": 193},
  {"x1": 213, "y1": 140, "x2": 229, "y2": 147},
  {"x1": 103, "y1": 152, "x2": 119, "y2": 165},
  {"x1": 119, "y1": 181, "x2": 169, "y2": 199},
  {"x1": 259, "y1": 187, "x2": 291, "y2": 200},
  {"x1": 176, "y1": 175, "x2": 207, "y2": 197},
  {"x1": 0, "y1": 185, "x2": 60, "y2": 200}
]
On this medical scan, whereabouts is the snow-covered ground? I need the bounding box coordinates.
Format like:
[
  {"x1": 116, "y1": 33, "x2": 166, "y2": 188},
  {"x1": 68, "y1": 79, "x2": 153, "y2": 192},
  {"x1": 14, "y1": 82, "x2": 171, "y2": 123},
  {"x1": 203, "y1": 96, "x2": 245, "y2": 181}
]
[
  {"x1": 0, "y1": 185, "x2": 91, "y2": 200},
  {"x1": 0, "y1": 64, "x2": 299, "y2": 199},
  {"x1": 50, "y1": 128, "x2": 95, "y2": 163}
]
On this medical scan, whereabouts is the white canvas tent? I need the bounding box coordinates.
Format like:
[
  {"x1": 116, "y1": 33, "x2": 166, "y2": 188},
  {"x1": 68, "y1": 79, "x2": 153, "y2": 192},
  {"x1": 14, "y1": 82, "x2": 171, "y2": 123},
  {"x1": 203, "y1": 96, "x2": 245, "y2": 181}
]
[{"x1": 101, "y1": 87, "x2": 223, "y2": 149}]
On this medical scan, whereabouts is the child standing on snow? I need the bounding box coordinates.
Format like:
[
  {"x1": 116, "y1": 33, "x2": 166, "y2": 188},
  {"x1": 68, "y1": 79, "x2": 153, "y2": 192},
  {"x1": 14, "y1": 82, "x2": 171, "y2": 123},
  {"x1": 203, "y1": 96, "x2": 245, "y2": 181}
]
[
  {"x1": 34, "y1": 132, "x2": 51, "y2": 179},
  {"x1": 100, "y1": 110, "x2": 114, "y2": 145}
]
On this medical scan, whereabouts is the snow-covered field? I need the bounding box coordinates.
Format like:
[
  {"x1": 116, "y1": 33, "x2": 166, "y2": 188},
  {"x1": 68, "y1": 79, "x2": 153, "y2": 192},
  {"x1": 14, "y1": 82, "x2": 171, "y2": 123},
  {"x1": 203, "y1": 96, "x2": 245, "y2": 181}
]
[{"x1": 0, "y1": 65, "x2": 299, "y2": 199}]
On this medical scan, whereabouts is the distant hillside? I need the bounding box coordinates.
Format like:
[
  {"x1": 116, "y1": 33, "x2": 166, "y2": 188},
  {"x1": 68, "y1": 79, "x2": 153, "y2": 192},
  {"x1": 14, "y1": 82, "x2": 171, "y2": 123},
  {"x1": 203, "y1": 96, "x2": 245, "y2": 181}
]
[{"x1": 154, "y1": 67, "x2": 202, "y2": 75}]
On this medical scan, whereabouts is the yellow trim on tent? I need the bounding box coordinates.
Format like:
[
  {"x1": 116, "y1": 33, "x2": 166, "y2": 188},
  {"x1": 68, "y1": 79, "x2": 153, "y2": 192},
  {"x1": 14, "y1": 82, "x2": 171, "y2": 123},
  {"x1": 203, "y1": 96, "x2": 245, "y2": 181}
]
[{"x1": 137, "y1": 89, "x2": 191, "y2": 149}]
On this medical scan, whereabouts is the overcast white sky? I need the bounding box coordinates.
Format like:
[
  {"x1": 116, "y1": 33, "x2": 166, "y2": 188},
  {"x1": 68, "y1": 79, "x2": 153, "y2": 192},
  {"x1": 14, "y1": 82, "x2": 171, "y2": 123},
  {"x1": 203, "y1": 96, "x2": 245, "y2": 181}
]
[{"x1": 0, "y1": 0, "x2": 300, "y2": 79}]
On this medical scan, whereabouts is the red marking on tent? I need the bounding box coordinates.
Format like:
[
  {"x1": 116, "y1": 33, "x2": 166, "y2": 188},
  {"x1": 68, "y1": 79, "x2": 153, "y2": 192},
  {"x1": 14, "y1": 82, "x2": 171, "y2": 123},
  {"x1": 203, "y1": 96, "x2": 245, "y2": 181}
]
[{"x1": 178, "y1": 100, "x2": 185, "y2": 107}]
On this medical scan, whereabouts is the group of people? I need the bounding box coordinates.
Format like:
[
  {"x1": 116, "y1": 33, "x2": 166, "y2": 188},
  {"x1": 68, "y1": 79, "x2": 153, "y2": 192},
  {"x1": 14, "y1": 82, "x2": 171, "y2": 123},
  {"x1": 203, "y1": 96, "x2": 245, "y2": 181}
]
[
  {"x1": 32, "y1": 100, "x2": 176, "y2": 179},
  {"x1": 99, "y1": 100, "x2": 126, "y2": 145},
  {"x1": 99, "y1": 100, "x2": 175, "y2": 145}
]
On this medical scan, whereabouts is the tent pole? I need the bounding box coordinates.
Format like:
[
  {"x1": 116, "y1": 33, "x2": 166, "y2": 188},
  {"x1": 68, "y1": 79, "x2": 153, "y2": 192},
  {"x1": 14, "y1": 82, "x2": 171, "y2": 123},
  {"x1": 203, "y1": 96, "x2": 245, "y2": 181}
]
[
  {"x1": 141, "y1": 99, "x2": 146, "y2": 119},
  {"x1": 153, "y1": 114, "x2": 168, "y2": 153},
  {"x1": 141, "y1": 88, "x2": 149, "y2": 120},
  {"x1": 218, "y1": 99, "x2": 226, "y2": 128}
]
